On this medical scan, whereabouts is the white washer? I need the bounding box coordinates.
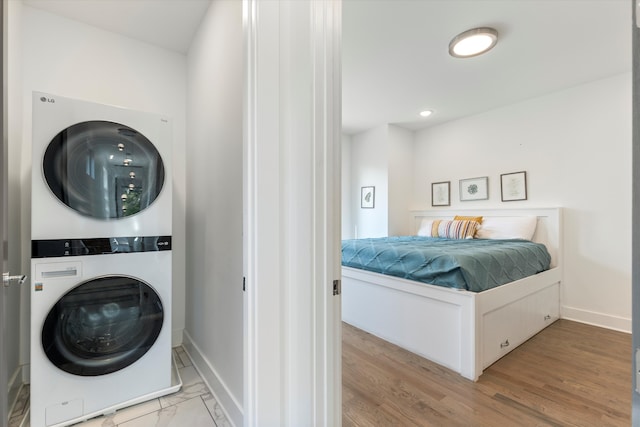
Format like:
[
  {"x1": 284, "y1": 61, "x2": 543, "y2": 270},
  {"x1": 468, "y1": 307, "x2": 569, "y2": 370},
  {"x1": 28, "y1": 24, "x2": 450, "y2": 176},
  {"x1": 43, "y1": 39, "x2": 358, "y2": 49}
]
[
  {"x1": 30, "y1": 247, "x2": 176, "y2": 427},
  {"x1": 31, "y1": 92, "x2": 172, "y2": 240}
]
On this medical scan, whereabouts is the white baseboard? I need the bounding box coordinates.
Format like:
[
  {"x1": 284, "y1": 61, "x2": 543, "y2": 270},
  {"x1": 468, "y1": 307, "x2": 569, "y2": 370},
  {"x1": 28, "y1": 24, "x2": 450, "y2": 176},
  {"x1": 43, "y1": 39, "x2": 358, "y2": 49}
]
[
  {"x1": 21, "y1": 363, "x2": 29, "y2": 384},
  {"x1": 172, "y1": 328, "x2": 184, "y2": 347},
  {"x1": 561, "y1": 305, "x2": 631, "y2": 333},
  {"x1": 181, "y1": 331, "x2": 242, "y2": 426}
]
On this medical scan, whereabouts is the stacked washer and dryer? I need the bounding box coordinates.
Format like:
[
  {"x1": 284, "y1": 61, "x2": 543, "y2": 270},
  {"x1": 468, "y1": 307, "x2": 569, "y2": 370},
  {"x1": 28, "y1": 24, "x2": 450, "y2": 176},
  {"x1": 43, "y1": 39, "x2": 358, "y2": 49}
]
[{"x1": 30, "y1": 92, "x2": 179, "y2": 427}]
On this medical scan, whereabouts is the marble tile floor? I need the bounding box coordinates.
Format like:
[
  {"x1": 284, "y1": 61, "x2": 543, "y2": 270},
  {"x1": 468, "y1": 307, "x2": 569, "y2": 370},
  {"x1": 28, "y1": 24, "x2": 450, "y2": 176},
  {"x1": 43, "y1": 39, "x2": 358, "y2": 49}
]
[{"x1": 8, "y1": 347, "x2": 232, "y2": 427}]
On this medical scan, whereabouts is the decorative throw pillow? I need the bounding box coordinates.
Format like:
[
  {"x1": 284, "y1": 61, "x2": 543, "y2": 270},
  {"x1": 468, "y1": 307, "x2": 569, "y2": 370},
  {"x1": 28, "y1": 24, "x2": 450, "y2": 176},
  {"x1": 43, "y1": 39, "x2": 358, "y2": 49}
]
[
  {"x1": 433, "y1": 219, "x2": 479, "y2": 239},
  {"x1": 454, "y1": 215, "x2": 483, "y2": 224}
]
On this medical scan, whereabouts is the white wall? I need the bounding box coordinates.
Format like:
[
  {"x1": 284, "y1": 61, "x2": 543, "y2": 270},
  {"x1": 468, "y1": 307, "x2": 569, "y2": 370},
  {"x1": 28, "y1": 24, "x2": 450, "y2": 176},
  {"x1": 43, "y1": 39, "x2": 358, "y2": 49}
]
[
  {"x1": 346, "y1": 124, "x2": 414, "y2": 238},
  {"x1": 413, "y1": 73, "x2": 631, "y2": 331},
  {"x1": 15, "y1": 4, "x2": 245, "y2": 424},
  {"x1": 387, "y1": 125, "x2": 413, "y2": 236},
  {"x1": 18, "y1": 4, "x2": 188, "y2": 364},
  {"x1": 350, "y1": 125, "x2": 388, "y2": 237},
  {"x1": 341, "y1": 134, "x2": 353, "y2": 239},
  {"x1": 184, "y1": 0, "x2": 243, "y2": 424}
]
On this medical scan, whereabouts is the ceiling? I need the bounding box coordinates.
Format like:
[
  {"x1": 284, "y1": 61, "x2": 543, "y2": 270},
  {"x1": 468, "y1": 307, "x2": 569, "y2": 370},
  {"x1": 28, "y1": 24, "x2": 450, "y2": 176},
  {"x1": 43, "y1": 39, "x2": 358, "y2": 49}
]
[
  {"x1": 22, "y1": 0, "x2": 631, "y2": 135},
  {"x1": 342, "y1": 0, "x2": 631, "y2": 134},
  {"x1": 22, "y1": 0, "x2": 212, "y2": 54}
]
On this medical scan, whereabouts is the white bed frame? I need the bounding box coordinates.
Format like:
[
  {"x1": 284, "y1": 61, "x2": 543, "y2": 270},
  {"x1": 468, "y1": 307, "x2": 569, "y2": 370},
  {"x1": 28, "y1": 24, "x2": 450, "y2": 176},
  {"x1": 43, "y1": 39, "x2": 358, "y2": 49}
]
[{"x1": 342, "y1": 207, "x2": 562, "y2": 381}]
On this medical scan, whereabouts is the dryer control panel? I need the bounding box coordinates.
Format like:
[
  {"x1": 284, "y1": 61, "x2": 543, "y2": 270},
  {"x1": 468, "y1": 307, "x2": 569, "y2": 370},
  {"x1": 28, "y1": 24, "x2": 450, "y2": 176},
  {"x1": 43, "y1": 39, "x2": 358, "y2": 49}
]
[{"x1": 32, "y1": 235, "x2": 172, "y2": 258}]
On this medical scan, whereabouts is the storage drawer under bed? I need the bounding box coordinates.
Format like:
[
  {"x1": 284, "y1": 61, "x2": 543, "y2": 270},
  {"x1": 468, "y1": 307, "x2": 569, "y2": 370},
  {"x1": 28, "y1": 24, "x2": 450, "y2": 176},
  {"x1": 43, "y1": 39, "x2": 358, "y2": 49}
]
[{"x1": 482, "y1": 282, "x2": 560, "y2": 368}]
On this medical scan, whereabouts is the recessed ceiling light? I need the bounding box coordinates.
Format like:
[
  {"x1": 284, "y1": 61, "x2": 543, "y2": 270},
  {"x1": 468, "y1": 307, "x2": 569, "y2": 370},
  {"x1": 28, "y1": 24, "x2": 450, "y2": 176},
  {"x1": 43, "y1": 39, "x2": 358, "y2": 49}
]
[
  {"x1": 419, "y1": 110, "x2": 433, "y2": 118},
  {"x1": 449, "y1": 27, "x2": 498, "y2": 58}
]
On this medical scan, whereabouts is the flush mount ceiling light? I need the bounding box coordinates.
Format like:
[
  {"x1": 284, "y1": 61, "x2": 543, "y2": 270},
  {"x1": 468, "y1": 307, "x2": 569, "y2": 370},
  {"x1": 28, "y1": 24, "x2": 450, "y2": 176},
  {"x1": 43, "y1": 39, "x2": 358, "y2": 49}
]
[
  {"x1": 449, "y1": 27, "x2": 498, "y2": 58},
  {"x1": 419, "y1": 110, "x2": 433, "y2": 118}
]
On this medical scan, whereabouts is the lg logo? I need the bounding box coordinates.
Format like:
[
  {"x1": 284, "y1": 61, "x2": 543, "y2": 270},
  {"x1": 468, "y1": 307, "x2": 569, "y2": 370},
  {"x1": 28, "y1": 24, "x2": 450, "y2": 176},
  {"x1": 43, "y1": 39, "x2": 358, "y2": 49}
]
[{"x1": 39, "y1": 96, "x2": 55, "y2": 103}]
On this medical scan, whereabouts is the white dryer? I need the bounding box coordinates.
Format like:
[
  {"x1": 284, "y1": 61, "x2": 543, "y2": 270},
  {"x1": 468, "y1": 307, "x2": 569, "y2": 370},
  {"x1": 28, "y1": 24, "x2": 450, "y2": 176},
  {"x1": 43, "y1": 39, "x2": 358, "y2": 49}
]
[
  {"x1": 31, "y1": 92, "x2": 172, "y2": 240},
  {"x1": 30, "y1": 242, "x2": 177, "y2": 427}
]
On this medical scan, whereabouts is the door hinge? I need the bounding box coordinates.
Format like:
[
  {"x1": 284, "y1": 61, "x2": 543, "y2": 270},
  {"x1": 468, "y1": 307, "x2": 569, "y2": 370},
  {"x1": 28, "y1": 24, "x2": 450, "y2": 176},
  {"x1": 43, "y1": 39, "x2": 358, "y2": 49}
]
[
  {"x1": 332, "y1": 279, "x2": 341, "y2": 296},
  {"x1": 243, "y1": 276, "x2": 246, "y2": 292}
]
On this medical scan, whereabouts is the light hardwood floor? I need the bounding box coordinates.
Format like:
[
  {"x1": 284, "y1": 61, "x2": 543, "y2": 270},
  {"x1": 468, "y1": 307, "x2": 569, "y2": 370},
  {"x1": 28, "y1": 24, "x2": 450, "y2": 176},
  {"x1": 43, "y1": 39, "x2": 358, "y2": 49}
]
[
  {"x1": 10, "y1": 321, "x2": 630, "y2": 426},
  {"x1": 342, "y1": 319, "x2": 631, "y2": 427}
]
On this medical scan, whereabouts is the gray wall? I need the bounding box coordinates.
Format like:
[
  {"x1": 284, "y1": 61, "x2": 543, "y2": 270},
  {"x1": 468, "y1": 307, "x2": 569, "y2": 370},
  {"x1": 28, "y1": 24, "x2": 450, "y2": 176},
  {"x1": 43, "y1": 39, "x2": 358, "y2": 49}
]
[{"x1": 184, "y1": 0, "x2": 243, "y2": 423}]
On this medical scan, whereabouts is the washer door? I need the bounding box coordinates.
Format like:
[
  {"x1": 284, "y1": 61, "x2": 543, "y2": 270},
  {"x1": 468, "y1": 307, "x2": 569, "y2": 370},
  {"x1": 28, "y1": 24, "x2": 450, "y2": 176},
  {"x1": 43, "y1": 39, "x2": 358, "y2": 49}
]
[
  {"x1": 43, "y1": 121, "x2": 165, "y2": 219},
  {"x1": 41, "y1": 276, "x2": 164, "y2": 376}
]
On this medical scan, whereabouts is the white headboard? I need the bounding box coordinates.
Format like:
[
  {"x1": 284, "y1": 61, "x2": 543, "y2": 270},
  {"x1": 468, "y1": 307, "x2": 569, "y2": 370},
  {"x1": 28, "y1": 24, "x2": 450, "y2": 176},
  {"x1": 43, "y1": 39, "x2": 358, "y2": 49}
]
[{"x1": 411, "y1": 207, "x2": 563, "y2": 269}]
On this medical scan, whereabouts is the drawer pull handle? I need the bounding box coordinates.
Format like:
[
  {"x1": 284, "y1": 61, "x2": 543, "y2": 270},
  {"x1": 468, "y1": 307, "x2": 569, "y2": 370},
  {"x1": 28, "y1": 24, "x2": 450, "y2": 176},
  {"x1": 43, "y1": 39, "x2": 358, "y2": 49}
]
[
  {"x1": 544, "y1": 315, "x2": 552, "y2": 321},
  {"x1": 500, "y1": 339, "x2": 510, "y2": 349}
]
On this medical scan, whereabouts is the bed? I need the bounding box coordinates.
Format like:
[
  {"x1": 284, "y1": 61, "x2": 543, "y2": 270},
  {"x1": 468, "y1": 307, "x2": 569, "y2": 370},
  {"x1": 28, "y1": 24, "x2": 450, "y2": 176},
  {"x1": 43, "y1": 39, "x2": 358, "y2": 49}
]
[{"x1": 341, "y1": 207, "x2": 562, "y2": 381}]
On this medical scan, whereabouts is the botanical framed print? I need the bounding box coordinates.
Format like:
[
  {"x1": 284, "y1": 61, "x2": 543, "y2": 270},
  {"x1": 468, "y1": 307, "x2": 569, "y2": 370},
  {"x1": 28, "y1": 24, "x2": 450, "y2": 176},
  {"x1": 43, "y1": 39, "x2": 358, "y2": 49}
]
[
  {"x1": 459, "y1": 176, "x2": 488, "y2": 201},
  {"x1": 431, "y1": 181, "x2": 450, "y2": 207},
  {"x1": 361, "y1": 186, "x2": 375, "y2": 208},
  {"x1": 501, "y1": 171, "x2": 527, "y2": 201}
]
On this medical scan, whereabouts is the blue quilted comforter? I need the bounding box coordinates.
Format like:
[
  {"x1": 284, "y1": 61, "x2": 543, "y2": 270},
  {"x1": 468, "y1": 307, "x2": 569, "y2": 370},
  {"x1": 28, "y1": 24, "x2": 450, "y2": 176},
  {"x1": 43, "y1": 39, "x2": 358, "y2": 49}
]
[{"x1": 341, "y1": 236, "x2": 551, "y2": 292}]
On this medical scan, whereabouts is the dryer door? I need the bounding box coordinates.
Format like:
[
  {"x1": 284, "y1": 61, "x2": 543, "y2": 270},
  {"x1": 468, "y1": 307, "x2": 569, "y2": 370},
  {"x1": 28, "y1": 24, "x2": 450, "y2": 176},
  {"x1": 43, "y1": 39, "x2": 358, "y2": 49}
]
[
  {"x1": 42, "y1": 121, "x2": 165, "y2": 219},
  {"x1": 41, "y1": 276, "x2": 164, "y2": 376}
]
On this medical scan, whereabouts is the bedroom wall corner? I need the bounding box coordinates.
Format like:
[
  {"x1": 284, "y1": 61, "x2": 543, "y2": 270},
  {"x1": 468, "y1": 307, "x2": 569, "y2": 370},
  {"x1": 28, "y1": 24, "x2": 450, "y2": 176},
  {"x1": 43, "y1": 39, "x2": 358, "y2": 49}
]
[
  {"x1": 345, "y1": 124, "x2": 416, "y2": 238},
  {"x1": 341, "y1": 133, "x2": 353, "y2": 239},
  {"x1": 412, "y1": 73, "x2": 632, "y2": 332},
  {"x1": 387, "y1": 124, "x2": 414, "y2": 236},
  {"x1": 350, "y1": 125, "x2": 389, "y2": 238}
]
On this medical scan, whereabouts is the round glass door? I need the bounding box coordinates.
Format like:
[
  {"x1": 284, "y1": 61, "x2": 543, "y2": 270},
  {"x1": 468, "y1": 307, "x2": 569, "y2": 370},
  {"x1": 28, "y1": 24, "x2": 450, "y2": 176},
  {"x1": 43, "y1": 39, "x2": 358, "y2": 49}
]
[
  {"x1": 43, "y1": 121, "x2": 165, "y2": 219},
  {"x1": 42, "y1": 276, "x2": 164, "y2": 376}
]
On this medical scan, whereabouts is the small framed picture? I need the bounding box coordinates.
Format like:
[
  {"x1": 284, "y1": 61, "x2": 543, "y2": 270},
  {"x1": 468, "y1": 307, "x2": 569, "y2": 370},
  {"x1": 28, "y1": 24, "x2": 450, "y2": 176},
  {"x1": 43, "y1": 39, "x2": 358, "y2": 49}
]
[
  {"x1": 501, "y1": 171, "x2": 527, "y2": 201},
  {"x1": 459, "y1": 176, "x2": 488, "y2": 201},
  {"x1": 431, "y1": 181, "x2": 450, "y2": 207},
  {"x1": 361, "y1": 186, "x2": 375, "y2": 208}
]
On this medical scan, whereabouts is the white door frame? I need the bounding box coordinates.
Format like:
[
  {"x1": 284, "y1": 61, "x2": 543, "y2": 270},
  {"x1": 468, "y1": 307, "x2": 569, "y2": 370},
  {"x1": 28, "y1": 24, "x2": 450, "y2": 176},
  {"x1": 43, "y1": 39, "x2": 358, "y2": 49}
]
[
  {"x1": 243, "y1": 0, "x2": 342, "y2": 425},
  {"x1": 631, "y1": 0, "x2": 640, "y2": 421},
  {"x1": 0, "y1": 0, "x2": 7, "y2": 421}
]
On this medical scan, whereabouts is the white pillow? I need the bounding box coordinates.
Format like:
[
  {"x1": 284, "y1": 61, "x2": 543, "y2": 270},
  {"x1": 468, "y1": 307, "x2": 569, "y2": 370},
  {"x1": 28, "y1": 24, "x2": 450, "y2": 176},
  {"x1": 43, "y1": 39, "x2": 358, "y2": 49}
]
[
  {"x1": 417, "y1": 219, "x2": 434, "y2": 237},
  {"x1": 475, "y1": 216, "x2": 537, "y2": 240}
]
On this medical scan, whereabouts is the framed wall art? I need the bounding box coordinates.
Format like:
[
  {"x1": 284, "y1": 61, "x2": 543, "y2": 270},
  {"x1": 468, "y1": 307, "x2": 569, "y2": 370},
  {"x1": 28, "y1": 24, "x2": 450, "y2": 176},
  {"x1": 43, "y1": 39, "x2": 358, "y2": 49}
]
[
  {"x1": 501, "y1": 171, "x2": 527, "y2": 201},
  {"x1": 361, "y1": 186, "x2": 375, "y2": 208},
  {"x1": 459, "y1": 176, "x2": 488, "y2": 201},
  {"x1": 431, "y1": 181, "x2": 450, "y2": 207}
]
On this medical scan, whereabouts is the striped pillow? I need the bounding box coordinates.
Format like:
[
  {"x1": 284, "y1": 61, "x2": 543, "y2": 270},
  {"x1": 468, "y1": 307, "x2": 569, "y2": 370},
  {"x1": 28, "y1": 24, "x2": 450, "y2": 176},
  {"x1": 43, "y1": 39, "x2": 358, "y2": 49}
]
[{"x1": 432, "y1": 219, "x2": 479, "y2": 239}]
